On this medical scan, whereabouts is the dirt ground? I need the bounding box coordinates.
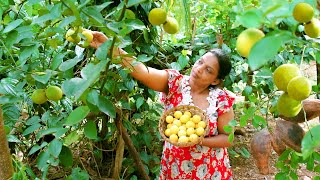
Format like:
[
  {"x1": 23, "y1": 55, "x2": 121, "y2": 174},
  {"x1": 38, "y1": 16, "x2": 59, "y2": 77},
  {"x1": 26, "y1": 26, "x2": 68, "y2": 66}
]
[{"x1": 230, "y1": 118, "x2": 320, "y2": 180}]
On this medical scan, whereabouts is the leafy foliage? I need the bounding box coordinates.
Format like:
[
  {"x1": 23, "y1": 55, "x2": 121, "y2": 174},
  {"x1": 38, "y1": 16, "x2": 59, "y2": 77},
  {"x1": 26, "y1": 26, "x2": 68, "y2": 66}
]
[{"x1": 0, "y1": 0, "x2": 319, "y2": 179}]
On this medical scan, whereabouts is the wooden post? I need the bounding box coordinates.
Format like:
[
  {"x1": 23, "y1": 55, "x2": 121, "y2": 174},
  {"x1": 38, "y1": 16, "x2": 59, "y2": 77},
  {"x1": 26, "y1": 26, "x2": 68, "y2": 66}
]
[{"x1": 0, "y1": 108, "x2": 14, "y2": 180}]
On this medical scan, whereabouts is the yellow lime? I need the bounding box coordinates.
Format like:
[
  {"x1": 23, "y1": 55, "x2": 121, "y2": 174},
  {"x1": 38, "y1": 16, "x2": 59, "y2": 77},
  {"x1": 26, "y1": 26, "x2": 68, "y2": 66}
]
[{"x1": 236, "y1": 28, "x2": 265, "y2": 58}]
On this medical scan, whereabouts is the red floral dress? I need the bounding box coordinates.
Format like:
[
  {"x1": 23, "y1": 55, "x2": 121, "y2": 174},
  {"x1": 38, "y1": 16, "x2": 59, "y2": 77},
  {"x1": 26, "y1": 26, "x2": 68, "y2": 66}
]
[{"x1": 159, "y1": 69, "x2": 235, "y2": 180}]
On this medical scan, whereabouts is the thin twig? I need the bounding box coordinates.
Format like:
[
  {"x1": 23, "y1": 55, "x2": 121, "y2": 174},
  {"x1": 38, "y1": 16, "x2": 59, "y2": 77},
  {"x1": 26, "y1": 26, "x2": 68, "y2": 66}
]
[{"x1": 90, "y1": 143, "x2": 101, "y2": 178}]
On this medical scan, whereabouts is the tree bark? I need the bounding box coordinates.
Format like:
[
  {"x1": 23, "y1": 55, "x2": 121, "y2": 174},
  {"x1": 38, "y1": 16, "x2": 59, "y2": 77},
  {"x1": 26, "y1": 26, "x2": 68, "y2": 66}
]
[
  {"x1": 113, "y1": 134, "x2": 125, "y2": 180},
  {"x1": 0, "y1": 108, "x2": 14, "y2": 180},
  {"x1": 115, "y1": 109, "x2": 150, "y2": 180}
]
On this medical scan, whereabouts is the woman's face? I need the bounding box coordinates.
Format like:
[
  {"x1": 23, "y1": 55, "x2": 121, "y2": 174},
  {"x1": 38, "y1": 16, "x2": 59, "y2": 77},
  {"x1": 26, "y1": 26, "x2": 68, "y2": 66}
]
[{"x1": 190, "y1": 52, "x2": 220, "y2": 86}]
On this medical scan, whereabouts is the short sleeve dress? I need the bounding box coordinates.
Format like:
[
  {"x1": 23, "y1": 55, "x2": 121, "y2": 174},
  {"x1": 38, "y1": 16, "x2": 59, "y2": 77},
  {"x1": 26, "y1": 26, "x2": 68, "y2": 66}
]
[{"x1": 159, "y1": 69, "x2": 236, "y2": 180}]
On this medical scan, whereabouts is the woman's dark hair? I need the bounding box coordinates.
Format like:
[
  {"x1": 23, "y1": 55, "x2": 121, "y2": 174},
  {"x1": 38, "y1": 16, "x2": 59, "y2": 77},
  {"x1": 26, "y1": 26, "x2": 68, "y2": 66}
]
[{"x1": 209, "y1": 48, "x2": 232, "y2": 80}]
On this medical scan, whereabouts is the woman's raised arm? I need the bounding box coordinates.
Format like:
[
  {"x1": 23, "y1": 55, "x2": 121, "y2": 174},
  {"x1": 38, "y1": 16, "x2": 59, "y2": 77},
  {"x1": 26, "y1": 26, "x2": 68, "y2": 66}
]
[{"x1": 90, "y1": 31, "x2": 169, "y2": 93}]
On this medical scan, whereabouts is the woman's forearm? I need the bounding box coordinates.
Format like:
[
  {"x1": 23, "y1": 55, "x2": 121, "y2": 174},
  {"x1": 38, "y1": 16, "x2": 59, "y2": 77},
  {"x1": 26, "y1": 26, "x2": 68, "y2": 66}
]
[{"x1": 200, "y1": 134, "x2": 233, "y2": 148}]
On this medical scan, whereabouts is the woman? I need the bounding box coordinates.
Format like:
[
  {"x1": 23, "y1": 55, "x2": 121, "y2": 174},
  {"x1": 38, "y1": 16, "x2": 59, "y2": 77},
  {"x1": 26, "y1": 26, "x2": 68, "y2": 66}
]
[{"x1": 89, "y1": 31, "x2": 235, "y2": 180}]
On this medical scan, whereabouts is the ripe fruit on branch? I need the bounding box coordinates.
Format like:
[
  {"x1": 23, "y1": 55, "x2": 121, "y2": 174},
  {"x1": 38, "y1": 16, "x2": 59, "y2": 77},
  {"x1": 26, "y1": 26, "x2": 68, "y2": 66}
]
[
  {"x1": 125, "y1": 9, "x2": 136, "y2": 19},
  {"x1": 273, "y1": 64, "x2": 301, "y2": 92},
  {"x1": 31, "y1": 89, "x2": 47, "y2": 104},
  {"x1": 82, "y1": 30, "x2": 93, "y2": 43},
  {"x1": 304, "y1": 18, "x2": 320, "y2": 38},
  {"x1": 236, "y1": 28, "x2": 265, "y2": 58},
  {"x1": 65, "y1": 29, "x2": 81, "y2": 44},
  {"x1": 163, "y1": 17, "x2": 179, "y2": 34},
  {"x1": 277, "y1": 93, "x2": 302, "y2": 118},
  {"x1": 287, "y1": 76, "x2": 311, "y2": 101},
  {"x1": 148, "y1": 8, "x2": 167, "y2": 26},
  {"x1": 293, "y1": 2, "x2": 314, "y2": 23},
  {"x1": 279, "y1": 99, "x2": 320, "y2": 123},
  {"x1": 45, "y1": 85, "x2": 63, "y2": 101}
]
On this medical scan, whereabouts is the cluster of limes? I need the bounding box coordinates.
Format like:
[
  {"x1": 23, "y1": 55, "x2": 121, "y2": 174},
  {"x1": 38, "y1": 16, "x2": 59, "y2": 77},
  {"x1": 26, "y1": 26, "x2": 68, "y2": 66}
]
[
  {"x1": 273, "y1": 64, "x2": 312, "y2": 117},
  {"x1": 65, "y1": 27, "x2": 93, "y2": 47},
  {"x1": 164, "y1": 110, "x2": 207, "y2": 144},
  {"x1": 148, "y1": 8, "x2": 179, "y2": 34},
  {"x1": 293, "y1": 2, "x2": 320, "y2": 38},
  {"x1": 235, "y1": 2, "x2": 319, "y2": 59},
  {"x1": 31, "y1": 85, "x2": 63, "y2": 104}
]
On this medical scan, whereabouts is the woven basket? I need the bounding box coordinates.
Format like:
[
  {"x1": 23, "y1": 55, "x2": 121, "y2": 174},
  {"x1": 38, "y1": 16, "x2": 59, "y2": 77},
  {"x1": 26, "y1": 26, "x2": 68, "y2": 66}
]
[{"x1": 159, "y1": 105, "x2": 209, "y2": 147}]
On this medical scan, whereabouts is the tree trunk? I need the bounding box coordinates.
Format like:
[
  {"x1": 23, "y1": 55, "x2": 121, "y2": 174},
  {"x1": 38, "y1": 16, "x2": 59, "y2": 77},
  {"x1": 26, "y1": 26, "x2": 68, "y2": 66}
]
[
  {"x1": 115, "y1": 109, "x2": 150, "y2": 180},
  {"x1": 0, "y1": 108, "x2": 14, "y2": 180},
  {"x1": 113, "y1": 134, "x2": 125, "y2": 180},
  {"x1": 317, "y1": 62, "x2": 320, "y2": 97}
]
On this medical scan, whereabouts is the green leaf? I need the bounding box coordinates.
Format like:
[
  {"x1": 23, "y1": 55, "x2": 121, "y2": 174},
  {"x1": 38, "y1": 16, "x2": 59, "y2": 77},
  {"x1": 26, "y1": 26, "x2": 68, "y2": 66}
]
[
  {"x1": 140, "y1": 151, "x2": 150, "y2": 164},
  {"x1": 315, "y1": 51, "x2": 320, "y2": 64},
  {"x1": 252, "y1": 115, "x2": 267, "y2": 128},
  {"x1": 3, "y1": 19, "x2": 23, "y2": 33},
  {"x1": 61, "y1": 0, "x2": 81, "y2": 26},
  {"x1": 28, "y1": 142, "x2": 48, "y2": 156},
  {"x1": 170, "y1": 62, "x2": 182, "y2": 70},
  {"x1": 48, "y1": 139, "x2": 63, "y2": 158},
  {"x1": 121, "y1": 19, "x2": 146, "y2": 35},
  {"x1": 6, "y1": 135, "x2": 21, "y2": 143},
  {"x1": 33, "y1": 13, "x2": 56, "y2": 24},
  {"x1": 314, "y1": 165, "x2": 320, "y2": 172},
  {"x1": 143, "y1": 133, "x2": 152, "y2": 147},
  {"x1": 306, "y1": 155, "x2": 314, "y2": 170},
  {"x1": 248, "y1": 31, "x2": 295, "y2": 70},
  {"x1": 51, "y1": 52, "x2": 67, "y2": 70},
  {"x1": 82, "y1": 6, "x2": 105, "y2": 24},
  {"x1": 22, "y1": 123, "x2": 41, "y2": 136},
  {"x1": 32, "y1": 4, "x2": 61, "y2": 24},
  {"x1": 59, "y1": 55, "x2": 83, "y2": 71},
  {"x1": 242, "y1": 86, "x2": 252, "y2": 97},
  {"x1": 64, "y1": 131, "x2": 80, "y2": 146},
  {"x1": 238, "y1": 147, "x2": 251, "y2": 158},
  {"x1": 26, "y1": 116, "x2": 41, "y2": 125},
  {"x1": 97, "y1": 96, "x2": 116, "y2": 118},
  {"x1": 278, "y1": 149, "x2": 291, "y2": 161},
  {"x1": 228, "y1": 133, "x2": 234, "y2": 142},
  {"x1": 58, "y1": 16, "x2": 76, "y2": 28},
  {"x1": 302, "y1": 125, "x2": 320, "y2": 159},
  {"x1": 31, "y1": 69, "x2": 56, "y2": 84},
  {"x1": 275, "y1": 172, "x2": 287, "y2": 180},
  {"x1": 84, "y1": 120, "x2": 98, "y2": 139},
  {"x1": 5, "y1": 30, "x2": 18, "y2": 48},
  {"x1": 35, "y1": 128, "x2": 68, "y2": 141},
  {"x1": 59, "y1": 146, "x2": 73, "y2": 167},
  {"x1": 136, "y1": 54, "x2": 153, "y2": 62},
  {"x1": 18, "y1": 44, "x2": 39, "y2": 66},
  {"x1": 95, "y1": 40, "x2": 112, "y2": 61},
  {"x1": 70, "y1": 167, "x2": 89, "y2": 180},
  {"x1": 289, "y1": 171, "x2": 298, "y2": 180},
  {"x1": 238, "y1": 9, "x2": 263, "y2": 28},
  {"x1": 223, "y1": 125, "x2": 233, "y2": 133},
  {"x1": 127, "y1": 0, "x2": 146, "y2": 7},
  {"x1": 62, "y1": 61, "x2": 106, "y2": 100},
  {"x1": 239, "y1": 115, "x2": 249, "y2": 127},
  {"x1": 65, "y1": 106, "x2": 90, "y2": 125},
  {"x1": 228, "y1": 119, "x2": 237, "y2": 126},
  {"x1": 37, "y1": 151, "x2": 50, "y2": 170},
  {"x1": 136, "y1": 97, "x2": 144, "y2": 109},
  {"x1": 177, "y1": 55, "x2": 189, "y2": 69}
]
